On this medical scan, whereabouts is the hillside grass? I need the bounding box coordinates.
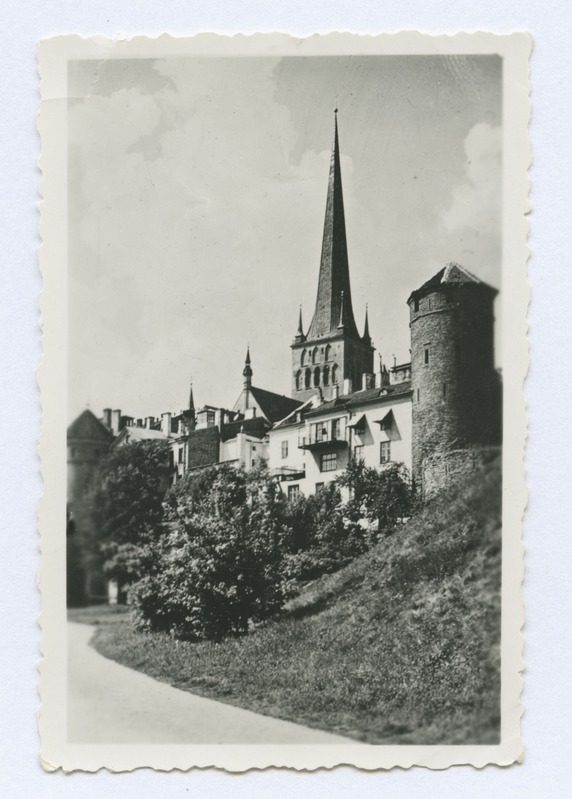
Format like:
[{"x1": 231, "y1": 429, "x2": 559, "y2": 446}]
[{"x1": 82, "y1": 458, "x2": 501, "y2": 744}]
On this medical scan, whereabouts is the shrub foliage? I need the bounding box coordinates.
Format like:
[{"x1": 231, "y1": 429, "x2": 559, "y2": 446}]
[
  {"x1": 130, "y1": 463, "x2": 287, "y2": 641},
  {"x1": 74, "y1": 440, "x2": 169, "y2": 591}
]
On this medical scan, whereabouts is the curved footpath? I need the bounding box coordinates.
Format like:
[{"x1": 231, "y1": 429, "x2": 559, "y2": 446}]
[{"x1": 68, "y1": 622, "x2": 356, "y2": 744}]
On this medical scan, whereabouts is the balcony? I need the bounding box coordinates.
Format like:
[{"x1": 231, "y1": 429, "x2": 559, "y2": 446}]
[{"x1": 298, "y1": 430, "x2": 349, "y2": 451}]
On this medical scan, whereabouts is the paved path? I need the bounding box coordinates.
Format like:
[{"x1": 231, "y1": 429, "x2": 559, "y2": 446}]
[{"x1": 68, "y1": 622, "x2": 356, "y2": 744}]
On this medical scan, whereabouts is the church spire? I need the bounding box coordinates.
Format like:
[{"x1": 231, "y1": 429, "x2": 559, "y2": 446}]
[
  {"x1": 189, "y1": 382, "x2": 195, "y2": 414},
  {"x1": 306, "y1": 109, "x2": 359, "y2": 341},
  {"x1": 242, "y1": 346, "x2": 253, "y2": 390}
]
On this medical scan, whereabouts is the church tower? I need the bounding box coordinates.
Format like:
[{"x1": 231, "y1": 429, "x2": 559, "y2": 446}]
[{"x1": 291, "y1": 111, "x2": 374, "y2": 402}]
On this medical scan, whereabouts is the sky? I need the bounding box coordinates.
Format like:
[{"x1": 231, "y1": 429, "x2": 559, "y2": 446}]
[{"x1": 68, "y1": 54, "x2": 502, "y2": 422}]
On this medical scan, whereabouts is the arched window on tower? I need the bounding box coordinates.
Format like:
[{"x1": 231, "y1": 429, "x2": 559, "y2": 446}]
[
  {"x1": 332, "y1": 363, "x2": 339, "y2": 384},
  {"x1": 314, "y1": 367, "x2": 320, "y2": 387},
  {"x1": 295, "y1": 370, "x2": 301, "y2": 390},
  {"x1": 325, "y1": 344, "x2": 331, "y2": 362},
  {"x1": 305, "y1": 368, "x2": 312, "y2": 389},
  {"x1": 300, "y1": 349, "x2": 306, "y2": 366},
  {"x1": 312, "y1": 347, "x2": 319, "y2": 364},
  {"x1": 323, "y1": 365, "x2": 330, "y2": 386}
]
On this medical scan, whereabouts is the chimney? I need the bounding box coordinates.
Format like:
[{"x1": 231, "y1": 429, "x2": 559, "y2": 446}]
[
  {"x1": 332, "y1": 384, "x2": 340, "y2": 399},
  {"x1": 111, "y1": 409, "x2": 121, "y2": 435},
  {"x1": 215, "y1": 409, "x2": 224, "y2": 431},
  {"x1": 137, "y1": 418, "x2": 143, "y2": 428},
  {"x1": 146, "y1": 416, "x2": 154, "y2": 429},
  {"x1": 362, "y1": 372, "x2": 374, "y2": 391},
  {"x1": 343, "y1": 377, "x2": 352, "y2": 395},
  {"x1": 103, "y1": 408, "x2": 112, "y2": 429},
  {"x1": 161, "y1": 412, "x2": 172, "y2": 437}
]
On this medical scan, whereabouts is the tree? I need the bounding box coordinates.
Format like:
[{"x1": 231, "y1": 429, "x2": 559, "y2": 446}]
[
  {"x1": 75, "y1": 440, "x2": 170, "y2": 595},
  {"x1": 130, "y1": 463, "x2": 288, "y2": 641},
  {"x1": 340, "y1": 459, "x2": 413, "y2": 539}
]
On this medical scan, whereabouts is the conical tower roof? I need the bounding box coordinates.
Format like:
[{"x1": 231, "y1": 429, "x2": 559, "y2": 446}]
[{"x1": 306, "y1": 110, "x2": 359, "y2": 341}]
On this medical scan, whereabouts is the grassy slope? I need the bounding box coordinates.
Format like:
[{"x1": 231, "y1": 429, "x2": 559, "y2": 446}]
[{"x1": 87, "y1": 458, "x2": 501, "y2": 744}]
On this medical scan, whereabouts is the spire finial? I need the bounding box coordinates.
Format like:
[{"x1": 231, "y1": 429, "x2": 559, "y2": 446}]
[
  {"x1": 297, "y1": 305, "x2": 304, "y2": 336},
  {"x1": 189, "y1": 379, "x2": 195, "y2": 413}
]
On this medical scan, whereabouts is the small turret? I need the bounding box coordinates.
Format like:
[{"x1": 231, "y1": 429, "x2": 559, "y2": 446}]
[
  {"x1": 293, "y1": 305, "x2": 305, "y2": 344},
  {"x1": 243, "y1": 346, "x2": 253, "y2": 391}
]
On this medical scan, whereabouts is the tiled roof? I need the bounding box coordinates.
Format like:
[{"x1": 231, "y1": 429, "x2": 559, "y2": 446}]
[
  {"x1": 67, "y1": 409, "x2": 114, "y2": 443},
  {"x1": 304, "y1": 381, "x2": 412, "y2": 418},
  {"x1": 249, "y1": 386, "x2": 303, "y2": 424},
  {"x1": 408, "y1": 262, "x2": 498, "y2": 302}
]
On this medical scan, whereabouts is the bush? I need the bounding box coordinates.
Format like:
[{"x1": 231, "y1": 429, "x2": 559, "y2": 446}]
[
  {"x1": 340, "y1": 459, "x2": 413, "y2": 538},
  {"x1": 282, "y1": 482, "x2": 368, "y2": 583},
  {"x1": 130, "y1": 463, "x2": 288, "y2": 641}
]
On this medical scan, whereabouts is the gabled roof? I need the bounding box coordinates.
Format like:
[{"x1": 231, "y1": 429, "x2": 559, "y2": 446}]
[
  {"x1": 67, "y1": 409, "x2": 114, "y2": 443},
  {"x1": 272, "y1": 396, "x2": 319, "y2": 430},
  {"x1": 408, "y1": 262, "x2": 498, "y2": 303},
  {"x1": 249, "y1": 386, "x2": 303, "y2": 424}
]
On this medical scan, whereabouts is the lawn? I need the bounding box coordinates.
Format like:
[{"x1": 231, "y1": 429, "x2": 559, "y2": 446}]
[{"x1": 76, "y1": 457, "x2": 502, "y2": 745}]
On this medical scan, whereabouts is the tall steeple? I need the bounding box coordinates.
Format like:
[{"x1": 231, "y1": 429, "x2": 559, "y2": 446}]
[
  {"x1": 306, "y1": 110, "x2": 359, "y2": 341},
  {"x1": 290, "y1": 110, "x2": 374, "y2": 402}
]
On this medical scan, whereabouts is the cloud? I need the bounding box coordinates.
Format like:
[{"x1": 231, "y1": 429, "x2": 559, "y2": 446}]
[{"x1": 441, "y1": 123, "x2": 501, "y2": 238}]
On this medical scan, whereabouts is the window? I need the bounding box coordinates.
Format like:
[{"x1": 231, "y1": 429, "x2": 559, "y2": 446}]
[
  {"x1": 313, "y1": 423, "x2": 327, "y2": 442},
  {"x1": 354, "y1": 445, "x2": 364, "y2": 462},
  {"x1": 288, "y1": 484, "x2": 300, "y2": 500},
  {"x1": 178, "y1": 448, "x2": 184, "y2": 463},
  {"x1": 323, "y1": 365, "x2": 330, "y2": 385},
  {"x1": 315, "y1": 482, "x2": 324, "y2": 493},
  {"x1": 414, "y1": 298, "x2": 419, "y2": 312},
  {"x1": 314, "y1": 367, "x2": 320, "y2": 387},
  {"x1": 320, "y1": 452, "x2": 337, "y2": 472},
  {"x1": 424, "y1": 347, "x2": 430, "y2": 365},
  {"x1": 312, "y1": 347, "x2": 319, "y2": 364},
  {"x1": 295, "y1": 370, "x2": 301, "y2": 390},
  {"x1": 417, "y1": 388, "x2": 420, "y2": 402},
  {"x1": 305, "y1": 368, "x2": 311, "y2": 389},
  {"x1": 380, "y1": 441, "x2": 391, "y2": 464},
  {"x1": 331, "y1": 418, "x2": 341, "y2": 440},
  {"x1": 281, "y1": 441, "x2": 288, "y2": 459},
  {"x1": 331, "y1": 363, "x2": 339, "y2": 384},
  {"x1": 301, "y1": 349, "x2": 307, "y2": 366},
  {"x1": 325, "y1": 344, "x2": 331, "y2": 362}
]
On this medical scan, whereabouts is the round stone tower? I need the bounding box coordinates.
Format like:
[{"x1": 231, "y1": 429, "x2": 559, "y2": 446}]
[{"x1": 408, "y1": 262, "x2": 500, "y2": 490}]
